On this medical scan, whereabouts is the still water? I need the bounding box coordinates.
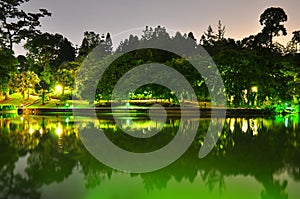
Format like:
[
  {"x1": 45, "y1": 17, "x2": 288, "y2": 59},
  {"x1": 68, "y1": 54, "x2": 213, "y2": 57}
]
[{"x1": 0, "y1": 114, "x2": 300, "y2": 199}]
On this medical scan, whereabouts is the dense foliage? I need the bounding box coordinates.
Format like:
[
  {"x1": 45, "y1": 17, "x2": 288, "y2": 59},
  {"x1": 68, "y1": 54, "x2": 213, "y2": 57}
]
[{"x1": 0, "y1": 1, "x2": 299, "y2": 109}]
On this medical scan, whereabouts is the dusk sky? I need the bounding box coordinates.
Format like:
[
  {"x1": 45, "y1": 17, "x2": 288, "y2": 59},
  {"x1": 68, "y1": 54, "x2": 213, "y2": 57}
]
[{"x1": 16, "y1": 0, "x2": 300, "y2": 54}]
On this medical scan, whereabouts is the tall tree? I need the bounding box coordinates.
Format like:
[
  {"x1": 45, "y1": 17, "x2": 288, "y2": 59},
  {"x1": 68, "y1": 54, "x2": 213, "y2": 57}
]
[
  {"x1": 9, "y1": 70, "x2": 40, "y2": 99},
  {"x1": 0, "y1": 0, "x2": 51, "y2": 50},
  {"x1": 103, "y1": 32, "x2": 113, "y2": 55},
  {"x1": 24, "y1": 33, "x2": 75, "y2": 73},
  {"x1": 142, "y1": 26, "x2": 153, "y2": 40},
  {"x1": 292, "y1": 31, "x2": 300, "y2": 44},
  {"x1": 0, "y1": 48, "x2": 17, "y2": 100},
  {"x1": 216, "y1": 20, "x2": 226, "y2": 41},
  {"x1": 201, "y1": 25, "x2": 216, "y2": 46},
  {"x1": 116, "y1": 34, "x2": 139, "y2": 53},
  {"x1": 187, "y1": 32, "x2": 196, "y2": 41},
  {"x1": 292, "y1": 30, "x2": 300, "y2": 53},
  {"x1": 78, "y1": 31, "x2": 100, "y2": 57},
  {"x1": 259, "y1": 7, "x2": 287, "y2": 48},
  {"x1": 56, "y1": 68, "x2": 76, "y2": 95},
  {"x1": 24, "y1": 33, "x2": 75, "y2": 102},
  {"x1": 17, "y1": 55, "x2": 31, "y2": 72}
]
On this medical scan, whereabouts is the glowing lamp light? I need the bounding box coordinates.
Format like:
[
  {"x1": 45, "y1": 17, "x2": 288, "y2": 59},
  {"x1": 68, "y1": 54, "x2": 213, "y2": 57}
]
[
  {"x1": 251, "y1": 86, "x2": 258, "y2": 93},
  {"x1": 55, "y1": 85, "x2": 63, "y2": 93}
]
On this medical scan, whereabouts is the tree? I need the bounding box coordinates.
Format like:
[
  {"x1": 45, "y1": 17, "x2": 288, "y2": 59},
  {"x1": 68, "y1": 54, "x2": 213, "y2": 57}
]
[
  {"x1": 200, "y1": 25, "x2": 217, "y2": 46},
  {"x1": 24, "y1": 33, "x2": 75, "y2": 73},
  {"x1": 56, "y1": 68, "x2": 76, "y2": 95},
  {"x1": 259, "y1": 7, "x2": 288, "y2": 48},
  {"x1": 17, "y1": 55, "x2": 31, "y2": 72},
  {"x1": 0, "y1": 48, "x2": 17, "y2": 100},
  {"x1": 216, "y1": 20, "x2": 225, "y2": 41},
  {"x1": 187, "y1": 32, "x2": 196, "y2": 41},
  {"x1": 0, "y1": 0, "x2": 51, "y2": 50},
  {"x1": 38, "y1": 66, "x2": 52, "y2": 104},
  {"x1": 9, "y1": 70, "x2": 40, "y2": 99},
  {"x1": 292, "y1": 31, "x2": 300, "y2": 44},
  {"x1": 103, "y1": 32, "x2": 113, "y2": 55},
  {"x1": 116, "y1": 34, "x2": 139, "y2": 53},
  {"x1": 292, "y1": 30, "x2": 300, "y2": 53},
  {"x1": 142, "y1": 26, "x2": 153, "y2": 40},
  {"x1": 78, "y1": 31, "x2": 100, "y2": 57}
]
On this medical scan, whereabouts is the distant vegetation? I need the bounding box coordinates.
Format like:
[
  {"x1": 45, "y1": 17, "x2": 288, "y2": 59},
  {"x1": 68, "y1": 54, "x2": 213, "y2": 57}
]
[{"x1": 1, "y1": 0, "x2": 300, "y2": 111}]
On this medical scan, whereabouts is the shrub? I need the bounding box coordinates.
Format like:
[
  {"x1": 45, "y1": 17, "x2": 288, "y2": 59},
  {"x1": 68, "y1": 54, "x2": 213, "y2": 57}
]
[{"x1": 0, "y1": 105, "x2": 17, "y2": 111}]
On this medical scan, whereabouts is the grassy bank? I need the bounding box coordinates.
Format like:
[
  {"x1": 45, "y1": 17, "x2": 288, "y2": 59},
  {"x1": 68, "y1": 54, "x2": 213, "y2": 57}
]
[{"x1": 0, "y1": 93, "x2": 91, "y2": 109}]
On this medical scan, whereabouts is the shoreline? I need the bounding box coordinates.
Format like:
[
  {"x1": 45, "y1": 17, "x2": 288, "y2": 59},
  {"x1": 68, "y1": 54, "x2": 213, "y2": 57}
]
[{"x1": 12, "y1": 107, "x2": 277, "y2": 117}]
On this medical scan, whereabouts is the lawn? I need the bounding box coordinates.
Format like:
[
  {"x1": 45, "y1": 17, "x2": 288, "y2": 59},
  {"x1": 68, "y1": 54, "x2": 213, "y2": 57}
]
[
  {"x1": 1, "y1": 93, "x2": 207, "y2": 109},
  {"x1": 0, "y1": 93, "x2": 91, "y2": 108}
]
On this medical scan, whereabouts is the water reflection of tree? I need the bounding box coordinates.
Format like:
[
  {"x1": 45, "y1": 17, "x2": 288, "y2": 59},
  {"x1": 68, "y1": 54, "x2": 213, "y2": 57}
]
[
  {"x1": 0, "y1": 122, "x2": 41, "y2": 199},
  {"x1": 208, "y1": 116, "x2": 298, "y2": 199},
  {"x1": 0, "y1": 116, "x2": 300, "y2": 199}
]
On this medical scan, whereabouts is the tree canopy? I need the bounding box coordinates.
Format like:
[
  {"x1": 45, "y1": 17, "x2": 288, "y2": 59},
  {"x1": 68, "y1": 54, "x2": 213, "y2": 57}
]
[
  {"x1": 0, "y1": 4, "x2": 299, "y2": 110},
  {"x1": 259, "y1": 7, "x2": 288, "y2": 47},
  {"x1": 0, "y1": 0, "x2": 51, "y2": 50}
]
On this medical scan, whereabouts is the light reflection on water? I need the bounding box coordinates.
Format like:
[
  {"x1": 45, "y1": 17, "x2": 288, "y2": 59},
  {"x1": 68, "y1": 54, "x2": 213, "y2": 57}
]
[{"x1": 0, "y1": 114, "x2": 299, "y2": 199}]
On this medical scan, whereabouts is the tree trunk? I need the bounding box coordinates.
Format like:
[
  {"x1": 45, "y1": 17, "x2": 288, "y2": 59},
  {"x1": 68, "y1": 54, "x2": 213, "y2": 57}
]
[
  {"x1": 27, "y1": 89, "x2": 30, "y2": 100},
  {"x1": 41, "y1": 89, "x2": 45, "y2": 105},
  {"x1": 5, "y1": 91, "x2": 9, "y2": 100},
  {"x1": 269, "y1": 32, "x2": 273, "y2": 48}
]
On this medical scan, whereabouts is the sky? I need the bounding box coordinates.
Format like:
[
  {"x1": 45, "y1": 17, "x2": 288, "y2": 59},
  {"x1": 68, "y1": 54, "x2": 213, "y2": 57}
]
[{"x1": 15, "y1": 0, "x2": 300, "y2": 54}]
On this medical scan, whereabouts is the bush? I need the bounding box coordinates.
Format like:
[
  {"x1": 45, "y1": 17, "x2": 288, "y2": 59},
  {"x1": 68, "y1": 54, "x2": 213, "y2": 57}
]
[
  {"x1": 0, "y1": 113, "x2": 18, "y2": 118},
  {"x1": 59, "y1": 94, "x2": 72, "y2": 102},
  {"x1": 0, "y1": 105, "x2": 17, "y2": 111}
]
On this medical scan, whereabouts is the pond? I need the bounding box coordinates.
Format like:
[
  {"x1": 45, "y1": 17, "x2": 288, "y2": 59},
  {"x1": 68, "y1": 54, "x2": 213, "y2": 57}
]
[{"x1": 0, "y1": 113, "x2": 300, "y2": 199}]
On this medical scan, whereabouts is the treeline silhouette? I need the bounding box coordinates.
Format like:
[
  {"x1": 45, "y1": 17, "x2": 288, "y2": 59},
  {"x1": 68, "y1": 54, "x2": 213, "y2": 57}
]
[{"x1": 0, "y1": 0, "x2": 300, "y2": 109}]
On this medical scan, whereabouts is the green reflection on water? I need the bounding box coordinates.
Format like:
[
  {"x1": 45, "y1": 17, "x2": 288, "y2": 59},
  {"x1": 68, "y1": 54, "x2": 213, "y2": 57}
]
[{"x1": 0, "y1": 115, "x2": 300, "y2": 199}]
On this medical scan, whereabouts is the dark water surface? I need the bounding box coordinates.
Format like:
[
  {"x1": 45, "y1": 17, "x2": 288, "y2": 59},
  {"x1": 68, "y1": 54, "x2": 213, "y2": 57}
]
[{"x1": 0, "y1": 114, "x2": 300, "y2": 199}]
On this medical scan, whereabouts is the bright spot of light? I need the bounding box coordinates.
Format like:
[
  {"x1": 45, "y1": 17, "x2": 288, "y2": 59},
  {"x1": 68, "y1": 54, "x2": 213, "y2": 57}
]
[
  {"x1": 242, "y1": 119, "x2": 248, "y2": 133},
  {"x1": 56, "y1": 122, "x2": 63, "y2": 137},
  {"x1": 251, "y1": 86, "x2": 258, "y2": 93},
  {"x1": 55, "y1": 85, "x2": 63, "y2": 93},
  {"x1": 251, "y1": 119, "x2": 258, "y2": 136},
  {"x1": 285, "y1": 118, "x2": 289, "y2": 128},
  {"x1": 229, "y1": 118, "x2": 235, "y2": 132},
  {"x1": 29, "y1": 127, "x2": 34, "y2": 135},
  {"x1": 39, "y1": 128, "x2": 43, "y2": 135}
]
